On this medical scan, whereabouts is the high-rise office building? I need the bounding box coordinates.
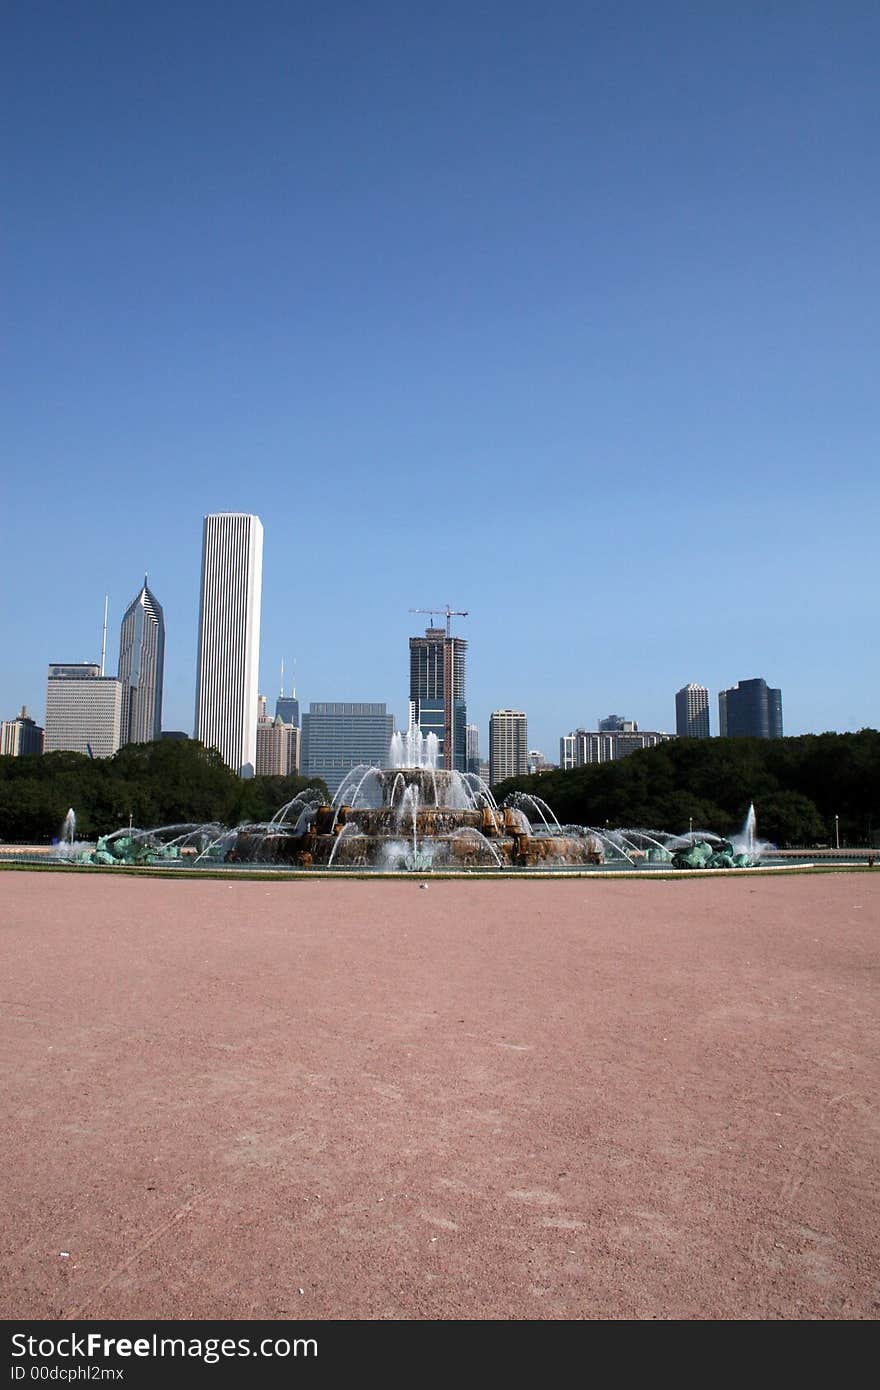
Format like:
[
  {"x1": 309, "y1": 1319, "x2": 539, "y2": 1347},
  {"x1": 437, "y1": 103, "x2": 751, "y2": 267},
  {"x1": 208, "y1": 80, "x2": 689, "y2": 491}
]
[
  {"x1": 675, "y1": 683, "x2": 710, "y2": 738},
  {"x1": 44, "y1": 664, "x2": 122, "y2": 758},
  {"x1": 118, "y1": 577, "x2": 165, "y2": 745},
  {"x1": 256, "y1": 715, "x2": 300, "y2": 777},
  {"x1": 194, "y1": 514, "x2": 263, "y2": 776},
  {"x1": 559, "y1": 727, "x2": 674, "y2": 767},
  {"x1": 275, "y1": 660, "x2": 299, "y2": 726},
  {"x1": 718, "y1": 678, "x2": 783, "y2": 739},
  {"x1": 301, "y1": 702, "x2": 395, "y2": 796},
  {"x1": 0, "y1": 706, "x2": 44, "y2": 756},
  {"x1": 276, "y1": 692, "x2": 300, "y2": 727},
  {"x1": 409, "y1": 626, "x2": 467, "y2": 771},
  {"x1": 489, "y1": 709, "x2": 528, "y2": 785}
]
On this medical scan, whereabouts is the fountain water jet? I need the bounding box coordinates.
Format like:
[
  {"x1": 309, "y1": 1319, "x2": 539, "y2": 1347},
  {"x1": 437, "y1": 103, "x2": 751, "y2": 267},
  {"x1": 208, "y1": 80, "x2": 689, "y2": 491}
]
[{"x1": 503, "y1": 792, "x2": 562, "y2": 833}]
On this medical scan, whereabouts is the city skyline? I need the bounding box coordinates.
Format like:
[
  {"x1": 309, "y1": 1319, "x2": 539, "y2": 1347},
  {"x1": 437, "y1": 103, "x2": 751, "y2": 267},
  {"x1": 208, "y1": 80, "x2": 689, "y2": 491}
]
[
  {"x1": 3, "y1": 524, "x2": 809, "y2": 766},
  {"x1": 2, "y1": 6, "x2": 878, "y2": 751},
  {"x1": 0, "y1": 532, "x2": 855, "y2": 764}
]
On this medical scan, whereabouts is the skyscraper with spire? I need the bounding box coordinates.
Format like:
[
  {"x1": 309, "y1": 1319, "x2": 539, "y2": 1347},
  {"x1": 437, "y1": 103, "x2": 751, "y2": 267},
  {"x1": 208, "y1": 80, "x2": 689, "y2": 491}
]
[
  {"x1": 275, "y1": 658, "x2": 299, "y2": 726},
  {"x1": 118, "y1": 577, "x2": 165, "y2": 745}
]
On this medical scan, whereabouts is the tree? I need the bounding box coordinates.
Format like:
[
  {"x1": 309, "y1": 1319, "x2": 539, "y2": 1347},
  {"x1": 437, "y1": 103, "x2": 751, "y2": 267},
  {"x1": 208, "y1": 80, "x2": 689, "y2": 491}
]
[{"x1": 493, "y1": 731, "x2": 879, "y2": 846}]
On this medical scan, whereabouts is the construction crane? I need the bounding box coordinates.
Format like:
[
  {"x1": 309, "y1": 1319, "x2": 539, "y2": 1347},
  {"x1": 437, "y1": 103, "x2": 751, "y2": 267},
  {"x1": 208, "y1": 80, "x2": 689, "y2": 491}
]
[{"x1": 409, "y1": 605, "x2": 469, "y2": 638}]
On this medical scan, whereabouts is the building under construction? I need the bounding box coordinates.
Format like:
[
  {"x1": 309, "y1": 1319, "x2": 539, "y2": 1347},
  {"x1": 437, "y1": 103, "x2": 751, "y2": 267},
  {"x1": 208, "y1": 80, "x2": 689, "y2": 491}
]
[{"x1": 408, "y1": 608, "x2": 468, "y2": 773}]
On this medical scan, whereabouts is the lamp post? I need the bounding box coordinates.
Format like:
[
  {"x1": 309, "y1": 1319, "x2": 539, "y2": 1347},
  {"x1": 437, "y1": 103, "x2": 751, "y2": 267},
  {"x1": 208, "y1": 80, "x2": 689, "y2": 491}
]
[
  {"x1": 689, "y1": 815, "x2": 694, "y2": 844},
  {"x1": 834, "y1": 814, "x2": 840, "y2": 850}
]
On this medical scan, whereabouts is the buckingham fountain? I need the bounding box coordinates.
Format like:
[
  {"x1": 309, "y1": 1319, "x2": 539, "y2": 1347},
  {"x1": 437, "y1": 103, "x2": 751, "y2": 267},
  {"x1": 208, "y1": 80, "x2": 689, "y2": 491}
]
[
  {"x1": 225, "y1": 728, "x2": 604, "y2": 870},
  {"x1": 57, "y1": 727, "x2": 767, "y2": 873}
]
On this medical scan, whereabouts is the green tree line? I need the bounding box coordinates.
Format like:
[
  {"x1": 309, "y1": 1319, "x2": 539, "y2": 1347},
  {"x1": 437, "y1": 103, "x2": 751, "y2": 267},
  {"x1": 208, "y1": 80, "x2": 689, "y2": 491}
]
[
  {"x1": 494, "y1": 731, "x2": 880, "y2": 847},
  {"x1": 0, "y1": 739, "x2": 328, "y2": 843}
]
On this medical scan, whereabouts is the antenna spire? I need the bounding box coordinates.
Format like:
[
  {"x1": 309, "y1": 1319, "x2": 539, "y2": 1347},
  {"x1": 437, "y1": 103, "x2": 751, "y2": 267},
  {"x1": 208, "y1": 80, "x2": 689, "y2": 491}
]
[{"x1": 100, "y1": 594, "x2": 109, "y2": 676}]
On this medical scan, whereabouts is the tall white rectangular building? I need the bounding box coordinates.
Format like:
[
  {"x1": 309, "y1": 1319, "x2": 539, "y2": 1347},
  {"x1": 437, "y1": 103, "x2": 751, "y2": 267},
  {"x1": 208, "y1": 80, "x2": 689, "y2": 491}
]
[
  {"x1": 675, "y1": 683, "x2": 710, "y2": 738},
  {"x1": 489, "y1": 709, "x2": 528, "y2": 786},
  {"x1": 194, "y1": 513, "x2": 263, "y2": 776},
  {"x1": 44, "y1": 664, "x2": 122, "y2": 758}
]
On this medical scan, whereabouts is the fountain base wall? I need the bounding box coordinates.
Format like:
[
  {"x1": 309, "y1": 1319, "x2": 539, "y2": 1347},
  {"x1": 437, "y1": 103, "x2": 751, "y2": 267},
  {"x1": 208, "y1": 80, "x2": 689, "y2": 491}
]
[{"x1": 227, "y1": 806, "x2": 602, "y2": 869}]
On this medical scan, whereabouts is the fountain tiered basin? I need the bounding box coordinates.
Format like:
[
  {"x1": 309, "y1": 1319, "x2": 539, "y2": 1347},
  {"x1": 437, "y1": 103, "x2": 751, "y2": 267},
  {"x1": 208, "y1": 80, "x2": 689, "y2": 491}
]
[{"x1": 226, "y1": 765, "x2": 603, "y2": 870}]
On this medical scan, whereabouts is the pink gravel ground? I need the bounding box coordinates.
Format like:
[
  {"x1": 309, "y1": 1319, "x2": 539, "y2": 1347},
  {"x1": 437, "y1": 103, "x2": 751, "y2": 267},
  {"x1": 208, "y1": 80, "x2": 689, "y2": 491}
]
[{"x1": 1, "y1": 870, "x2": 878, "y2": 1320}]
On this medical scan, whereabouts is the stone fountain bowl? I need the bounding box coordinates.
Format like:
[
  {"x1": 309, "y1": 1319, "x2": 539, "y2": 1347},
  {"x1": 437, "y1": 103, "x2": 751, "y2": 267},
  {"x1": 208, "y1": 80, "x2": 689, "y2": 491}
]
[
  {"x1": 225, "y1": 823, "x2": 604, "y2": 870},
  {"x1": 341, "y1": 806, "x2": 487, "y2": 837},
  {"x1": 374, "y1": 766, "x2": 487, "y2": 809}
]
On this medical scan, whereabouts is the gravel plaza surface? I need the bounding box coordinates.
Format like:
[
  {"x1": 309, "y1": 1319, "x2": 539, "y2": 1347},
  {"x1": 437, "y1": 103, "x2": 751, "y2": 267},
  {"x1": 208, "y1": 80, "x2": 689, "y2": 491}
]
[{"x1": 1, "y1": 870, "x2": 878, "y2": 1320}]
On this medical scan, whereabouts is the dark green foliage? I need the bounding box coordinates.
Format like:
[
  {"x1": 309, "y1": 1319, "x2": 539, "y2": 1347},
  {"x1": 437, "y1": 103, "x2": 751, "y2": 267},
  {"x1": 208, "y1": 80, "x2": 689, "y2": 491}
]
[
  {"x1": 230, "y1": 772, "x2": 324, "y2": 827},
  {"x1": 0, "y1": 740, "x2": 328, "y2": 842},
  {"x1": 494, "y1": 731, "x2": 880, "y2": 847}
]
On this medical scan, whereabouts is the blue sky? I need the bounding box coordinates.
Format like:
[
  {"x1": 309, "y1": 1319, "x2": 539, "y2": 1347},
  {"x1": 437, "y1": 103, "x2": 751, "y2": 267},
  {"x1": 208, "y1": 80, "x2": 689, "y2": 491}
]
[{"x1": 3, "y1": 1, "x2": 877, "y2": 757}]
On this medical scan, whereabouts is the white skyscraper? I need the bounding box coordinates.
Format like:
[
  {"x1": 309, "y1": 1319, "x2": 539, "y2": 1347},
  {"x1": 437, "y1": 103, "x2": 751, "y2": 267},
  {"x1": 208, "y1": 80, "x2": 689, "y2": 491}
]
[
  {"x1": 194, "y1": 513, "x2": 263, "y2": 776},
  {"x1": 489, "y1": 709, "x2": 528, "y2": 785},
  {"x1": 675, "y1": 683, "x2": 710, "y2": 738}
]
